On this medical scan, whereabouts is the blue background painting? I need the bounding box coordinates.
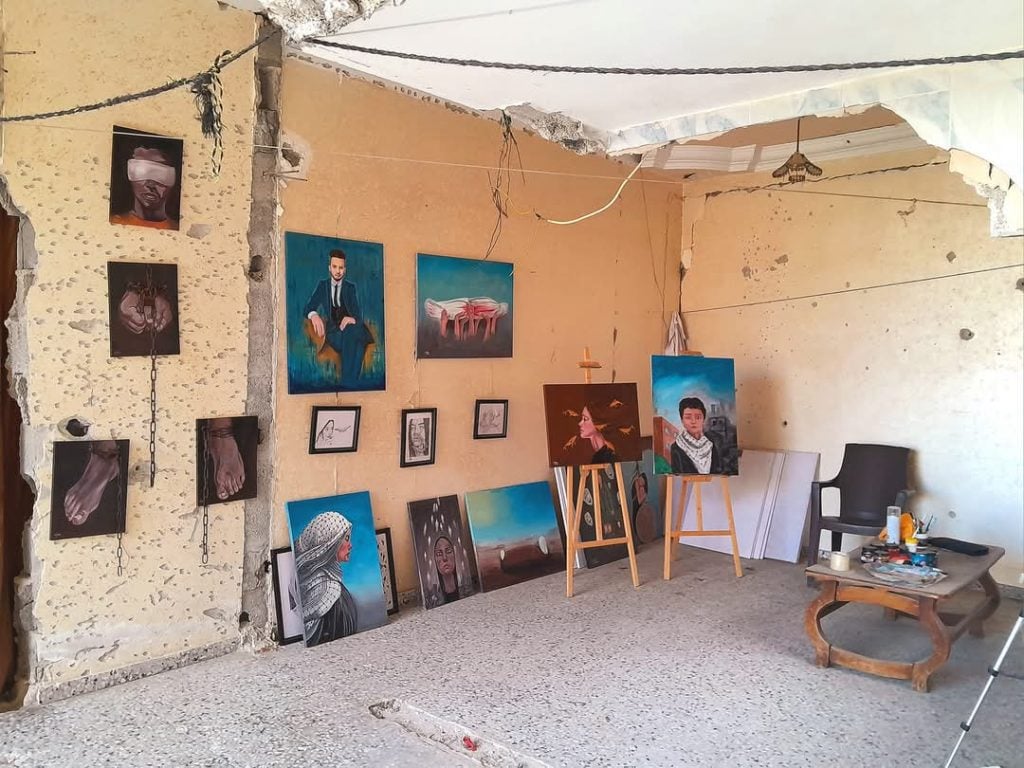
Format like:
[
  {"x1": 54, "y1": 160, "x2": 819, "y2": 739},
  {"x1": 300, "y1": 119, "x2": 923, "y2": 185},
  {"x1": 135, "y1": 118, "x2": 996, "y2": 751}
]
[
  {"x1": 416, "y1": 253, "x2": 514, "y2": 358},
  {"x1": 285, "y1": 491, "x2": 387, "y2": 634},
  {"x1": 465, "y1": 481, "x2": 565, "y2": 591},
  {"x1": 285, "y1": 231, "x2": 386, "y2": 393},
  {"x1": 465, "y1": 481, "x2": 559, "y2": 547},
  {"x1": 651, "y1": 355, "x2": 739, "y2": 475}
]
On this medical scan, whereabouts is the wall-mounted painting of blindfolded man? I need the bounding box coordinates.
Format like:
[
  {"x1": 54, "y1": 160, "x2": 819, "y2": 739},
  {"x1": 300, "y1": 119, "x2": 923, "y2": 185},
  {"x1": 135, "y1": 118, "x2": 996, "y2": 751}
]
[{"x1": 108, "y1": 125, "x2": 183, "y2": 231}]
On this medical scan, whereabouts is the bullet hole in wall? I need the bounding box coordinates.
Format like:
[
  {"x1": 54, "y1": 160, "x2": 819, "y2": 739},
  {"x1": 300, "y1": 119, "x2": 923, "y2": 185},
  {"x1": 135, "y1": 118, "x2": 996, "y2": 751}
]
[
  {"x1": 248, "y1": 253, "x2": 265, "y2": 281},
  {"x1": 62, "y1": 418, "x2": 90, "y2": 438},
  {"x1": 959, "y1": 328, "x2": 975, "y2": 341}
]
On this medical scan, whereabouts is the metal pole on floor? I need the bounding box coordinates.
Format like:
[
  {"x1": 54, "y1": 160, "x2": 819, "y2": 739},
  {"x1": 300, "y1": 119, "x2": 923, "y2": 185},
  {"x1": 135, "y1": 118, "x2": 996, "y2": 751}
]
[{"x1": 944, "y1": 603, "x2": 1023, "y2": 768}]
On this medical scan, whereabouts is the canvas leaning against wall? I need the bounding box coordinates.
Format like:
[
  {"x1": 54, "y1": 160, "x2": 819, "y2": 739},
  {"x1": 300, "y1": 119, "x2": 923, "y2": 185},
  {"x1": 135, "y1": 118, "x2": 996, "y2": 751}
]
[
  {"x1": 50, "y1": 440, "x2": 130, "y2": 540},
  {"x1": 651, "y1": 356, "x2": 739, "y2": 476},
  {"x1": 542, "y1": 383, "x2": 643, "y2": 466},
  {"x1": 285, "y1": 232, "x2": 386, "y2": 394},
  {"x1": 407, "y1": 495, "x2": 477, "y2": 609},
  {"x1": 416, "y1": 253, "x2": 513, "y2": 359},
  {"x1": 285, "y1": 491, "x2": 388, "y2": 647},
  {"x1": 465, "y1": 481, "x2": 564, "y2": 592}
]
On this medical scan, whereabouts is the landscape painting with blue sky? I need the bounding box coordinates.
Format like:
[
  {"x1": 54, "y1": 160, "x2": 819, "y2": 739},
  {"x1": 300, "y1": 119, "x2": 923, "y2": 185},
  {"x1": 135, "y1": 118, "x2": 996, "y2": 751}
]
[{"x1": 465, "y1": 481, "x2": 564, "y2": 591}]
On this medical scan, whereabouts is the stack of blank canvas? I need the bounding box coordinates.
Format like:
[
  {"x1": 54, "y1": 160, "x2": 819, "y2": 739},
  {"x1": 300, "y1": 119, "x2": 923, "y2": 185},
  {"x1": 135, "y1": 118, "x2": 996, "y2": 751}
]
[{"x1": 673, "y1": 449, "x2": 820, "y2": 562}]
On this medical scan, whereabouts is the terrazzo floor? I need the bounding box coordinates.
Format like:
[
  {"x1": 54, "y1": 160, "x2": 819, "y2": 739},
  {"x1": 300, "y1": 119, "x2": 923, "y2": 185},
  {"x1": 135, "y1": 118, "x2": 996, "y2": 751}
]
[{"x1": 1, "y1": 546, "x2": 1021, "y2": 768}]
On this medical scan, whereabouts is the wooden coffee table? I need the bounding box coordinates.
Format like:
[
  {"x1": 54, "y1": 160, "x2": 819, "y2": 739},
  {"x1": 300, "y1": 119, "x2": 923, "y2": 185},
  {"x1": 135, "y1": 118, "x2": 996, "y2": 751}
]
[{"x1": 805, "y1": 545, "x2": 1003, "y2": 692}]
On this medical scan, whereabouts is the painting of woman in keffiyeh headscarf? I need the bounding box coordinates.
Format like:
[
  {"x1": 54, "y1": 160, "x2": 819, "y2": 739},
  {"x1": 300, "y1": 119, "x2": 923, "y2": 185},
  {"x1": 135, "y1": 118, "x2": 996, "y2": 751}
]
[{"x1": 293, "y1": 511, "x2": 358, "y2": 646}]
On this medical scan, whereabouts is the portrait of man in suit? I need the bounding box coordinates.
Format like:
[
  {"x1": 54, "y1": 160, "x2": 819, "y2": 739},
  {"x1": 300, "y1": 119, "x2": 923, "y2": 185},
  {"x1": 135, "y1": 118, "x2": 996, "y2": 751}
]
[
  {"x1": 285, "y1": 232, "x2": 385, "y2": 394},
  {"x1": 303, "y1": 249, "x2": 372, "y2": 384}
]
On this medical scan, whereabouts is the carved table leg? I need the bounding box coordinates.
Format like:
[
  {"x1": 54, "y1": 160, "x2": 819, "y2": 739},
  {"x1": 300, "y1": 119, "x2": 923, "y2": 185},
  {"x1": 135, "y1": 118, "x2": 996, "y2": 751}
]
[
  {"x1": 804, "y1": 580, "x2": 838, "y2": 668},
  {"x1": 912, "y1": 597, "x2": 951, "y2": 693},
  {"x1": 969, "y1": 572, "x2": 1002, "y2": 637}
]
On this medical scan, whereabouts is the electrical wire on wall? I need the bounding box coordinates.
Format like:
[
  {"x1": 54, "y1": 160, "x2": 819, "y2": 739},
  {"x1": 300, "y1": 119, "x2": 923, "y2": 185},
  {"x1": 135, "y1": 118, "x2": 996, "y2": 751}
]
[
  {"x1": 534, "y1": 153, "x2": 648, "y2": 225},
  {"x1": 484, "y1": 111, "x2": 526, "y2": 259}
]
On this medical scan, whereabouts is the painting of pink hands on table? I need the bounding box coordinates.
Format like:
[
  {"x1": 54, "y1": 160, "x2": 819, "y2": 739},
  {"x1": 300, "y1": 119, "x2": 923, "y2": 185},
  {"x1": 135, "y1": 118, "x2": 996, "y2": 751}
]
[{"x1": 416, "y1": 253, "x2": 513, "y2": 358}]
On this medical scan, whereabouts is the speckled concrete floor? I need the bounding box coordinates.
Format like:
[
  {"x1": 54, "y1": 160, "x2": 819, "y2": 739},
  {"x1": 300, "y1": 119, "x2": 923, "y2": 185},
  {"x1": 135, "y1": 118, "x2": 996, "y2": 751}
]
[{"x1": 1, "y1": 546, "x2": 1021, "y2": 768}]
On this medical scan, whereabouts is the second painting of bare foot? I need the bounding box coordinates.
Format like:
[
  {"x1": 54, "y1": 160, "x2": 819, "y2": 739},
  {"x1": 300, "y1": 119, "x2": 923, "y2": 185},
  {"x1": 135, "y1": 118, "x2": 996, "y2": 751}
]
[
  {"x1": 50, "y1": 440, "x2": 130, "y2": 540},
  {"x1": 196, "y1": 416, "x2": 259, "y2": 505}
]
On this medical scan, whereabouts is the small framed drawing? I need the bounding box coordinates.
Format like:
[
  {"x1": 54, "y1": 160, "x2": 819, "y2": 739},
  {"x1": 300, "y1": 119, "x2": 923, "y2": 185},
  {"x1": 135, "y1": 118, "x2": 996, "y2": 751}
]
[
  {"x1": 473, "y1": 399, "x2": 508, "y2": 439},
  {"x1": 376, "y1": 527, "x2": 399, "y2": 615},
  {"x1": 308, "y1": 405, "x2": 361, "y2": 454},
  {"x1": 400, "y1": 407, "x2": 437, "y2": 467},
  {"x1": 270, "y1": 547, "x2": 303, "y2": 645}
]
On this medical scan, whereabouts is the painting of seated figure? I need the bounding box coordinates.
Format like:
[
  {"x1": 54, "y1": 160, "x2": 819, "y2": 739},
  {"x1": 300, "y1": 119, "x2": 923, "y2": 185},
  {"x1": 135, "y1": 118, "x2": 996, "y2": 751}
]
[
  {"x1": 416, "y1": 253, "x2": 513, "y2": 358},
  {"x1": 285, "y1": 232, "x2": 386, "y2": 394}
]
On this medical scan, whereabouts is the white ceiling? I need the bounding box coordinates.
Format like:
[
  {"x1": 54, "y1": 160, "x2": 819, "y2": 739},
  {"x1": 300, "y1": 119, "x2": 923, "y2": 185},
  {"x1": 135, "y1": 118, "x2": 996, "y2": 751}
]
[{"x1": 237, "y1": 0, "x2": 1024, "y2": 155}]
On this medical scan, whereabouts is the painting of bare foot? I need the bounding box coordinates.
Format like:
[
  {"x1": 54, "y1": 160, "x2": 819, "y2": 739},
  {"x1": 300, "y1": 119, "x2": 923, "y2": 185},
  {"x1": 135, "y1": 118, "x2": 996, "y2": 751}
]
[
  {"x1": 196, "y1": 416, "x2": 259, "y2": 506},
  {"x1": 50, "y1": 440, "x2": 129, "y2": 540}
]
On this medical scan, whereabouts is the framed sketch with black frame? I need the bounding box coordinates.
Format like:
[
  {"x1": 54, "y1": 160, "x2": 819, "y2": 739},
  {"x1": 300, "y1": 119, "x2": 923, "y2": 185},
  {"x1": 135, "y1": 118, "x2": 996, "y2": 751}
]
[
  {"x1": 473, "y1": 399, "x2": 508, "y2": 439},
  {"x1": 400, "y1": 407, "x2": 437, "y2": 467},
  {"x1": 308, "y1": 405, "x2": 361, "y2": 454},
  {"x1": 270, "y1": 546, "x2": 303, "y2": 646}
]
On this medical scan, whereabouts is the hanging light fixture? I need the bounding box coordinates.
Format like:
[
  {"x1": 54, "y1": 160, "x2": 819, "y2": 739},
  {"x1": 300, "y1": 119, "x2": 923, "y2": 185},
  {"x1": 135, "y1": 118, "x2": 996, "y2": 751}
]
[{"x1": 772, "y1": 117, "x2": 822, "y2": 183}]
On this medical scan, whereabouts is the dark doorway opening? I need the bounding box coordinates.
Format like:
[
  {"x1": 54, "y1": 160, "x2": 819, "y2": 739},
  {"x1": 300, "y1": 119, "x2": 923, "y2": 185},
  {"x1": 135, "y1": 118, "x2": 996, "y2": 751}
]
[{"x1": 1, "y1": 204, "x2": 33, "y2": 703}]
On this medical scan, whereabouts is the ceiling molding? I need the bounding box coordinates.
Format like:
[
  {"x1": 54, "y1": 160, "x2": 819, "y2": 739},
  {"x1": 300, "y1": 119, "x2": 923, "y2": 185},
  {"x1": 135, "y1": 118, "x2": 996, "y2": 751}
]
[{"x1": 642, "y1": 123, "x2": 927, "y2": 174}]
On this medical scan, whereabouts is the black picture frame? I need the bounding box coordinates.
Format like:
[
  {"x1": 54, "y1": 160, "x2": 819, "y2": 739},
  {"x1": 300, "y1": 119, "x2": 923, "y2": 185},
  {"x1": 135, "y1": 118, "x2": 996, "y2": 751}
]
[
  {"x1": 400, "y1": 407, "x2": 437, "y2": 467},
  {"x1": 270, "y1": 546, "x2": 303, "y2": 646},
  {"x1": 473, "y1": 399, "x2": 508, "y2": 439},
  {"x1": 376, "y1": 527, "x2": 399, "y2": 615},
  {"x1": 308, "y1": 405, "x2": 361, "y2": 454}
]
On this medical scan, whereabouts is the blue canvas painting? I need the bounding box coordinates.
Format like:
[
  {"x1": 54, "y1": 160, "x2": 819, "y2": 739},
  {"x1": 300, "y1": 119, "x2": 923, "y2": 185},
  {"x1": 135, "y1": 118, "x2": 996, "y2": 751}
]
[
  {"x1": 285, "y1": 232, "x2": 386, "y2": 394},
  {"x1": 465, "y1": 481, "x2": 564, "y2": 592},
  {"x1": 284, "y1": 491, "x2": 388, "y2": 647},
  {"x1": 651, "y1": 355, "x2": 739, "y2": 476},
  {"x1": 416, "y1": 253, "x2": 513, "y2": 359}
]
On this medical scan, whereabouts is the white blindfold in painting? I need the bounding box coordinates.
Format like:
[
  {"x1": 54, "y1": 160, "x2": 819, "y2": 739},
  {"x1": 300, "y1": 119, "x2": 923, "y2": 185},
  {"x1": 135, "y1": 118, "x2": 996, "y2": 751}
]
[{"x1": 126, "y1": 158, "x2": 177, "y2": 187}]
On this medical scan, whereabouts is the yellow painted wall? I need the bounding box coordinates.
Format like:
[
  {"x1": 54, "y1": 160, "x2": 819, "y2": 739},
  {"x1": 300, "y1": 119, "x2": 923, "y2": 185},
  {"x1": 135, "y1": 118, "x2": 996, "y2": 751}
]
[
  {"x1": 1, "y1": 1, "x2": 257, "y2": 699},
  {"x1": 680, "y1": 149, "x2": 1024, "y2": 585},
  {"x1": 276, "y1": 61, "x2": 682, "y2": 594}
]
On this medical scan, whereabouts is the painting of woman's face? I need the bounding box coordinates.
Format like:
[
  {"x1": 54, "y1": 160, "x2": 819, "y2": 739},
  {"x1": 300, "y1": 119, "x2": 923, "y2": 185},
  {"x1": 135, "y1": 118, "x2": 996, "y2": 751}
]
[
  {"x1": 336, "y1": 536, "x2": 352, "y2": 562},
  {"x1": 578, "y1": 407, "x2": 599, "y2": 439},
  {"x1": 433, "y1": 536, "x2": 456, "y2": 575}
]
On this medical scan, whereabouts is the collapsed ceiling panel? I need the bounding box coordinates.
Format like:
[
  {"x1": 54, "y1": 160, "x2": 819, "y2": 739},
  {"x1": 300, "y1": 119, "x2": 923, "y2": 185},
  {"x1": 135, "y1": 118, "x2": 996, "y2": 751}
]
[{"x1": 224, "y1": 0, "x2": 1023, "y2": 192}]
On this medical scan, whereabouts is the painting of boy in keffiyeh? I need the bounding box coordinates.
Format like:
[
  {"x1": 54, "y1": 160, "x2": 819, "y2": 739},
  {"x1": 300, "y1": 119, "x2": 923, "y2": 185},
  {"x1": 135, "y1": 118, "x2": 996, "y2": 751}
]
[{"x1": 651, "y1": 356, "x2": 739, "y2": 477}]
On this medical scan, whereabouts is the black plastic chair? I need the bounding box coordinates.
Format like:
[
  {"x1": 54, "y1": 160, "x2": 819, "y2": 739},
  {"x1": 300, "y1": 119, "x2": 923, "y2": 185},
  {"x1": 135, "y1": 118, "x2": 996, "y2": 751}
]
[{"x1": 806, "y1": 443, "x2": 912, "y2": 565}]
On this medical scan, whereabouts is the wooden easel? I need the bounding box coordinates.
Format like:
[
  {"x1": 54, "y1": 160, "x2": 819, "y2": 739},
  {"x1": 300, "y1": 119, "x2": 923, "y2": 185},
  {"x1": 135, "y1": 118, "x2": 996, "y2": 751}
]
[
  {"x1": 661, "y1": 348, "x2": 743, "y2": 580},
  {"x1": 663, "y1": 474, "x2": 743, "y2": 579},
  {"x1": 564, "y1": 348, "x2": 641, "y2": 597}
]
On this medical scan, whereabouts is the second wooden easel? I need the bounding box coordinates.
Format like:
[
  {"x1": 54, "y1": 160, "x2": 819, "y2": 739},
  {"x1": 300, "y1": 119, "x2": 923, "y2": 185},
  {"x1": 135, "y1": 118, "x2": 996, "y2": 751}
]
[
  {"x1": 660, "y1": 348, "x2": 742, "y2": 580},
  {"x1": 663, "y1": 474, "x2": 743, "y2": 579},
  {"x1": 565, "y1": 347, "x2": 641, "y2": 597}
]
